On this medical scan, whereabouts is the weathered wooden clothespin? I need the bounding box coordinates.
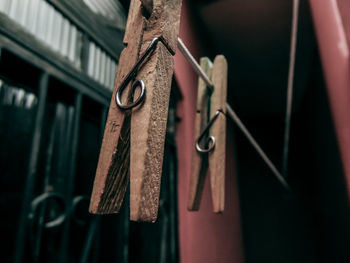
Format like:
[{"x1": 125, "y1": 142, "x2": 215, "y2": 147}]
[
  {"x1": 187, "y1": 57, "x2": 212, "y2": 211},
  {"x1": 188, "y1": 55, "x2": 228, "y2": 213},
  {"x1": 89, "y1": 0, "x2": 182, "y2": 222}
]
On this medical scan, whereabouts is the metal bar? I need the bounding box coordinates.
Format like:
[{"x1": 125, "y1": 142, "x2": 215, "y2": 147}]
[
  {"x1": 91, "y1": 106, "x2": 108, "y2": 263},
  {"x1": 169, "y1": 158, "x2": 178, "y2": 263},
  {"x1": 100, "y1": 106, "x2": 108, "y2": 136},
  {"x1": 282, "y1": 0, "x2": 300, "y2": 178},
  {"x1": 59, "y1": 92, "x2": 82, "y2": 263},
  {"x1": 87, "y1": 41, "x2": 95, "y2": 78},
  {"x1": 0, "y1": 80, "x2": 5, "y2": 104},
  {"x1": 94, "y1": 46, "x2": 101, "y2": 82},
  {"x1": 105, "y1": 56, "x2": 111, "y2": 89},
  {"x1": 14, "y1": 72, "x2": 49, "y2": 263},
  {"x1": 225, "y1": 103, "x2": 291, "y2": 191},
  {"x1": 80, "y1": 216, "x2": 100, "y2": 263},
  {"x1": 45, "y1": 3, "x2": 55, "y2": 45},
  {"x1": 80, "y1": 106, "x2": 108, "y2": 263},
  {"x1": 32, "y1": 105, "x2": 59, "y2": 263},
  {"x1": 122, "y1": 191, "x2": 130, "y2": 263},
  {"x1": 60, "y1": 17, "x2": 70, "y2": 58},
  {"x1": 159, "y1": 212, "x2": 169, "y2": 263},
  {"x1": 100, "y1": 51, "x2": 106, "y2": 86},
  {"x1": 159, "y1": 101, "x2": 178, "y2": 263},
  {"x1": 80, "y1": 33, "x2": 90, "y2": 74},
  {"x1": 68, "y1": 24, "x2": 77, "y2": 63}
]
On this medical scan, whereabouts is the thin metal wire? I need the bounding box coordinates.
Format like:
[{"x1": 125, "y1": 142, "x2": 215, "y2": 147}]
[
  {"x1": 177, "y1": 38, "x2": 292, "y2": 192},
  {"x1": 195, "y1": 110, "x2": 222, "y2": 153},
  {"x1": 225, "y1": 103, "x2": 291, "y2": 191},
  {"x1": 282, "y1": 0, "x2": 300, "y2": 179},
  {"x1": 177, "y1": 38, "x2": 214, "y2": 92}
]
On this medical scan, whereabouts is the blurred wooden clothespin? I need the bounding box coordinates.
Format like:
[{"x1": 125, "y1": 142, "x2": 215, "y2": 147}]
[
  {"x1": 89, "y1": 0, "x2": 182, "y2": 222},
  {"x1": 188, "y1": 55, "x2": 228, "y2": 213}
]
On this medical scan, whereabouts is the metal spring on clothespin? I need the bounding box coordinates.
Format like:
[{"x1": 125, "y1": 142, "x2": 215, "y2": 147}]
[
  {"x1": 90, "y1": 0, "x2": 183, "y2": 222},
  {"x1": 188, "y1": 55, "x2": 228, "y2": 212},
  {"x1": 115, "y1": 37, "x2": 175, "y2": 110},
  {"x1": 195, "y1": 110, "x2": 224, "y2": 153}
]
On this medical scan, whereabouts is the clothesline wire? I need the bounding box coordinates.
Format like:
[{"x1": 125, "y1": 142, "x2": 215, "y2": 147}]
[
  {"x1": 177, "y1": 37, "x2": 292, "y2": 192},
  {"x1": 177, "y1": 38, "x2": 214, "y2": 92},
  {"x1": 225, "y1": 103, "x2": 291, "y2": 191},
  {"x1": 282, "y1": 0, "x2": 300, "y2": 179}
]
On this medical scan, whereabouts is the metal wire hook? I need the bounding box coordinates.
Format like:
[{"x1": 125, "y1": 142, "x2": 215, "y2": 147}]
[
  {"x1": 28, "y1": 192, "x2": 66, "y2": 229},
  {"x1": 115, "y1": 37, "x2": 174, "y2": 110},
  {"x1": 195, "y1": 110, "x2": 223, "y2": 153}
]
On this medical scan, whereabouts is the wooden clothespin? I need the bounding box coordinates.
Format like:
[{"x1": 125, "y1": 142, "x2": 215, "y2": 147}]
[
  {"x1": 187, "y1": 57, "x2": 212, "y2": 211},
  {"x1": 188, "y1": 55, "x2": 228, "y2": 213},
  {"x1": 89, "y1": 0, "x2": 182, "y2": 222}
]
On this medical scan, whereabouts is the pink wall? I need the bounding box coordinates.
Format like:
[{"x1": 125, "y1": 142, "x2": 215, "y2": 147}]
[
  {"x1": 174, "y1": 2, "x2": 245, "y2": 263},
  {"x1": 309, "y1": 0, "x2": 350, "y2": 198}
]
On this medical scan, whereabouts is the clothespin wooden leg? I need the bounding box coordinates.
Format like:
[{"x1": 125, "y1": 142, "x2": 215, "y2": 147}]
[
  {"x1": 130, "y1": 41, "x2": 175, "y2": 221},
  {"x1": 188, "y1": 57, "x2": 213, "y2": 211},
  {"x1": 89, "y1": 0, "x2": 145, "y2": 214},
  {"x1": 129, "y1": 0, "x2": 182, "y2": 222},
  {"x1": 209, "y1": 55, "x2": 228, "y2": 213}
]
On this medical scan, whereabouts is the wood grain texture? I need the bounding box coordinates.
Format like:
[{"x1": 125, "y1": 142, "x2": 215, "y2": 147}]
[
  {"x1": 209, "y1": 55, "x2": 228, "y2": 213},
  {"x1": 89, "y1": 0, "x2": 182, "y2": 221},
  {"x1": 130, "y1": 0, "x2": 182, "y2": 222},
  {"x1": 187, "y1": 57, "x2": 213, "y2": 211},
  {"x1": 89, "y1": 0, "x2": 145, "y2": 214}
]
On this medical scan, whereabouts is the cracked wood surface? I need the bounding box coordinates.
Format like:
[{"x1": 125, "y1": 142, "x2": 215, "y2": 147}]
[
  {"x1": 89, "y1": 0, "x2": 145, "y2": 214},
  {"x1": 130, "y1": 0, "x2": 182, "y2": 222},
  {"x1": 90, "y1": 0, "x2": 182, "y2": 222}
]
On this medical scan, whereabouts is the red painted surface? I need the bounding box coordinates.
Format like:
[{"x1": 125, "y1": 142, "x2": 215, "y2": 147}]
[
  {"x1": 174, "y1": 2, "x2": 245, "y2": 263},
  {"x1": 309, "y1": 0, "x2": 350, "y2": 198}
]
